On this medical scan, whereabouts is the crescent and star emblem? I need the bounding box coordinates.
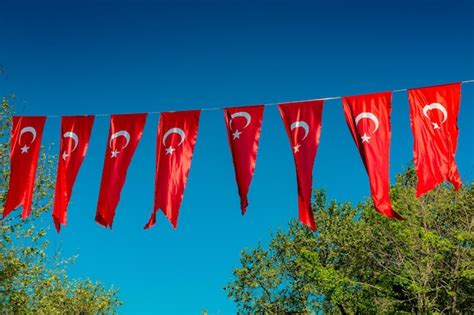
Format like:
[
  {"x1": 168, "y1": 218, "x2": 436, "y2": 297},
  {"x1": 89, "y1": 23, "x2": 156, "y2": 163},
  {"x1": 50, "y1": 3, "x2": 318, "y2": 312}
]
[
  {"x1": 355, "y1": 112, "x2": 380, "y2": 144},
  {"x1": 19, "y1": 126, "x2": 37, "y2": 154},
  {"x1": 229, "y1": 112, "x2": 251, "y2": 140},
  {"x1": 61, "y1": 131, "x2": 79, "y2": 161},
  {"x1": 163, "y1": 127, "x2": 186, "y2": 155},
  {"x1": 109, "y1": 130, "x2": 131, "y2": 158},
  {"x1": 422, "y1": 103, "x2": 448, "y2": 129},
  {"x1": 290, "y1": 121, "x2": 309, "y2": 153}
]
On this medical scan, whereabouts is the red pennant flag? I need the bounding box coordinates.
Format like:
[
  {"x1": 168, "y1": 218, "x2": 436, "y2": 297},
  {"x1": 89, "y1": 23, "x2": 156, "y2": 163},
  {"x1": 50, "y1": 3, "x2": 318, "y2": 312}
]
[
  {"x1": 52, "y1": 116, "x2": 94, "y2": 232},
  {"x1": 95, "y1": 113, "x2": 147, "y2": 228},
  {"x1": 3, "y1": 116, "x2": 46, "y2": 219},
  {"x1": 342, "y1": 92, "x2": 402, "y2": 220},
  {"x1": 145, "y1": 110, "x2": 200, "y2": 229},
  {"x1": 278, "y1": 101, "x2": 323, "y2": 231},
  {"x1": 408, "y1": 83, "x2": 462, "y2": 197},
  {"x1": 224, "y1": 105, "x2": 264, "y2": 214}
]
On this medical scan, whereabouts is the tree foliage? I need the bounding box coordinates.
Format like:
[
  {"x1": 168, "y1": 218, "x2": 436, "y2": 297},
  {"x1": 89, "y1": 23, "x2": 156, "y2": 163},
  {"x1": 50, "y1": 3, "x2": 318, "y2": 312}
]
[
  {"x1": 225, "y1": 168, "x2": 473, "y2": 313},
  {"x1": 0, "y1": 96, "x2": 122, "y2": 314}
]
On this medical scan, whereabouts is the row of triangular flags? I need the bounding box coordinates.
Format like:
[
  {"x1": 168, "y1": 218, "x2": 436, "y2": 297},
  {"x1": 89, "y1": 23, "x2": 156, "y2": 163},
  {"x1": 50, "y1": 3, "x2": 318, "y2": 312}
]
[{"x1": 2, "y1": 82, "x2": 464, "y2": 231}]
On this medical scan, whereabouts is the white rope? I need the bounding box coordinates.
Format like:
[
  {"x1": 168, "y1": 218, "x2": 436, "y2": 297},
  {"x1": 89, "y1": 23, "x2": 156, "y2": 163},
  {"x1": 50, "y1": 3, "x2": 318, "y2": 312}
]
[{"x1": 3, "y1": 80, "x2": 473, "y2": 118}]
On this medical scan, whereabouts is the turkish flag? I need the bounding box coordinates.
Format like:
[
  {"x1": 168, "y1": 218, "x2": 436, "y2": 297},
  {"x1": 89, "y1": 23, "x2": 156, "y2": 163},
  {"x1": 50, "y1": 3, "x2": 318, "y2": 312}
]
[
  {"x1": 52, "y1": 116, "x2": 94, "y2": 232},
  {"x1": 408, "y1": 83, "x2": 462, "y2": 197},
  {"x1": 224, "y1": 105, "x2": 264, "y2": 214},
  {"x1": 342, "y1": 92, "x2": 402, "y2": 220},
  {"x1": 145, "y1": 110, "x2": 200, "y2": 229},
  {"x1": 278, "y1": 100, "x2": 323, "y2": 231},
  {"x1": 95, "y1": 113, "x2": 147, "y2": 228},
  {"x1": 3, "y1": 116, "x2": 46, "y2": 219}
]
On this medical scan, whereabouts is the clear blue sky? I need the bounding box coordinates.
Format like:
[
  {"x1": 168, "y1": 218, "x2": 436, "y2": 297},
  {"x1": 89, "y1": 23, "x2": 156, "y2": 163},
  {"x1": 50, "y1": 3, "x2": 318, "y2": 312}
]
[{"x1": 1, "y1": 0, "x2": 473, "y2": 313}]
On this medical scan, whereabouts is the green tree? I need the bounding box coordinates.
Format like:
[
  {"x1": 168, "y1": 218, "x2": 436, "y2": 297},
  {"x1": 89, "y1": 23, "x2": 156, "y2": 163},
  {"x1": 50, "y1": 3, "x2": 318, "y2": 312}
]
[
  {"x1": 225, "y1": 168, "x2": 473, "y2": 313},
  {"x1": 0, "y1": 96, "x2": 122, "y2": 314}
]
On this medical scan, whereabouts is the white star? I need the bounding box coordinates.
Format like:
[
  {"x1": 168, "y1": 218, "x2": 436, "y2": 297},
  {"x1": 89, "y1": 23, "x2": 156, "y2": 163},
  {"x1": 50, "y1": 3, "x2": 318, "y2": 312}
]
[
  {"x1": 20, "y1": 145, "x2": 29, "y2": 154},
  {"x1": 232, "y1": 129, "x2": 242, "y2": 140},
  {"x1": 293, "y1": 143, "x2": 301, "y2": 153},
  {"x1": 111, "y1": 149, "x2": 119, "y2": 158},
  {"x1": 432, "y1": 123, "x2": 441, "y2": 129},
  {"x1": 62, "y1": 151, "x2": 69, "y2": 161},
  {"x1": 361, "y1": 133, "x2": 371, "y2": 143},
  {"x1": 165, "y1": 146, "x2": 176, "y2": 155}
]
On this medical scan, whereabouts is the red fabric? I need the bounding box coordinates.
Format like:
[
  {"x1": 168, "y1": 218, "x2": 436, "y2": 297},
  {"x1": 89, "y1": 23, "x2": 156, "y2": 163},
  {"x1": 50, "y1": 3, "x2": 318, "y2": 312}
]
[
  {"x1": 3, "y1": 116, "x2": 46, "y2": 219},
  {"x1": 342, "y1": 92, "x2": 402, "y2": 220},
  {"x1": 408, "y1": 83, "x2": 462, "y2": 197},
  {"x1": 96, "y1": 113, "x2": 147, "y2": 228},
  {"x1": 278, "y1": 100, "x2": 323, "y2": 231},
  {"x1": 224, "y1": 105, "x2": 264, "y2": 214},
  {"x1": 145, "y1": 110, "x2": 200, "y2": 229},
  {"x1": 53, "y1": 116, "x2": 94, "y2": 232}
]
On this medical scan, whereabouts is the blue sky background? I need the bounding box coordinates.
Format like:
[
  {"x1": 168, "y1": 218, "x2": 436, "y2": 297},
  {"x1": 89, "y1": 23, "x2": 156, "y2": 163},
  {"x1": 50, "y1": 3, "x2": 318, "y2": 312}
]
[{"x1": 1, "y1": 0, "x2": 473, "y2": 313}]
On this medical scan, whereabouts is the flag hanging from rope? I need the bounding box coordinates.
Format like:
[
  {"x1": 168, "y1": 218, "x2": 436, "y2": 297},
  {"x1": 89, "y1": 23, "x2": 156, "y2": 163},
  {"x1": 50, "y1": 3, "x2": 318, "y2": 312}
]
[
  {"x1": 278, "y1": 100, "x2": 323, "y2": 231},
  {"x1": 96, "y1": 113, "x2": 147, "y2": 228},
  {"x1": 3, "y1": 116, "x2": 46, "y2": 219},
  {"x1": 224, "y1": 105, "x2": 264, "y2": 214},
  {"x1": 408, "y1": 82, "x2": 462, "y2": 197},
  {"x1": 145, "y1": 110, "x2": 200, "y2": 229},
  {"x1": 53, "y1": 116, "x2": 94, "y2": 232},
  {"x1": 342, "y1": 92, "x2": 403, "y2": 220}
]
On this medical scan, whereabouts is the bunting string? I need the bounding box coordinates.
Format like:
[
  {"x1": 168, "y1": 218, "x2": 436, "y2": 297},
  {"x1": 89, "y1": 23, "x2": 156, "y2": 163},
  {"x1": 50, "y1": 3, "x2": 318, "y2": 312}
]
[
  {"x1": 2, "y1": 79, "x2": 473, "y2": 118},
  {"x1": 1, "y1": 80, "x2": 471, "y2": 231}
]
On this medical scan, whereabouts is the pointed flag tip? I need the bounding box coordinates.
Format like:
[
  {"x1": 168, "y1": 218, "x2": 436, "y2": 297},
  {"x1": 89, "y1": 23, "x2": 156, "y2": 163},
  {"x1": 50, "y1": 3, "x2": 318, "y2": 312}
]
[
  {"x1": 238, "y1": 195, "x2": 249, "y2": 215},
  {"x1": 393, "y1": 212, "x2": 405, "y2": 221},
  {"x1": 169, "y1": 218, "x2": 178, "y2": 230},
  {"x1": 52, "y1": 215, "x2": 62, "y2": 233},
  {"x1": 164, "y1": 212, "x2": 178, "y2": 230},
  {"x1": 144, "y1": 222, "x2": 154, "y2": 230},
  {"x1": 380, "y1": 209, "x2": 404, "y2": 221},
  {"x1": 95, "y1": 213, "x2": 112, "y2": 229},
  {"x1": 95, "y1": 220, "x2": 108, "y2": 229},
  {"x1": 301, "y1": 219, "x2": 317, "y2": 232},
  {"x1": 54, "y1": 222, "x2": 61, "y2": 233},
  {"x1": 144, "y1": 212, "x2": 157, "y2": 229},
  {"x1": 240, "y1": 202, "x2": 248, "y2": 215}
]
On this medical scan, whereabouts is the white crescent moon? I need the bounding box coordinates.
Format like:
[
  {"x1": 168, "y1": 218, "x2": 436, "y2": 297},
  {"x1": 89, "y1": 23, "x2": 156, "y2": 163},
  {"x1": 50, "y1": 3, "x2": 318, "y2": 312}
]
[
  {"x1": 19, "y1": 126, "x2": 37, "y2": 144},
  {"x1": 290, "y1": 121, "x2": 309, "y2": 140},
  {"x1": 355, "y1": 112, "x2": 379, "y2": 133},
  {"x1": 423, "y1": 102, "x2": 448, "y2": 123},
  {"x1": 109, "y1": 130, "x2": 131, "y2": 149},
  {"x1": 63, "y1": 131, "x2": 79, "y2": 152},
  {"x1": 163, "y1": 128, "x2": 186, "y2": 146},
  {"x1": 229, "y1": 112, "x2": 251, "y2": 130}
]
